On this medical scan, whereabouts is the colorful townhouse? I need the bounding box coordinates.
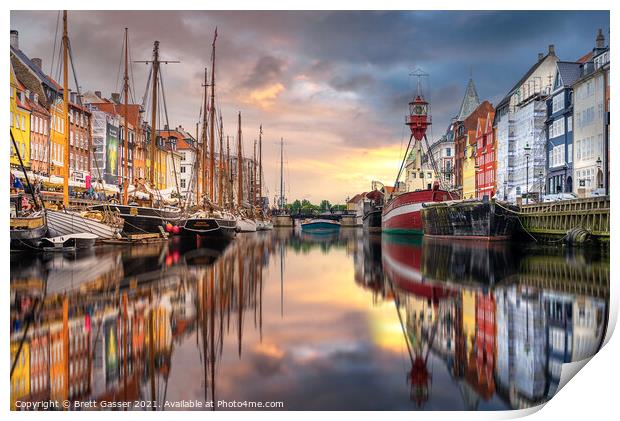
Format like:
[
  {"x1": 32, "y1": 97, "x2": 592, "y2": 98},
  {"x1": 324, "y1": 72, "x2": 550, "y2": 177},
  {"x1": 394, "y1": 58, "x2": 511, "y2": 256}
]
[
  {"x1": 29, "y1": 331, "x2": 51, "y2": 402},
  {"x1": 462, "y1": 129, "x2": 477, "y2": 199},
  {"x1": 10, "y1": 67, "x2": 31, "y2": 169},
  {"x1": 27, "y1": 93, "x2": 51, "y2": 175},
  {"x1": 475, "y1": 111, "x2": 496, "y2": 199},
  {"x1": 159, "y1": 126, "x2": 197, "y2": 198},
  {"x1": 545, "y1": 61, "x2": 581, "y2": 195},
  {"x1": 572, "y1": 29, "x2": 609, "y2": 197},
  {"x1": 68, "y1": 92, "x2": 92, "y2": 183}
]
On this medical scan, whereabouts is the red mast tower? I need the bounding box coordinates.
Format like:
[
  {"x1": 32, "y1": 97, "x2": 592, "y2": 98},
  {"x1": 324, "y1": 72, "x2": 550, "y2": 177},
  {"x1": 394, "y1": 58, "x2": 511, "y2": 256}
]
[{"x1": 406, "y1": 69, "x2": 432, "y2": 142}]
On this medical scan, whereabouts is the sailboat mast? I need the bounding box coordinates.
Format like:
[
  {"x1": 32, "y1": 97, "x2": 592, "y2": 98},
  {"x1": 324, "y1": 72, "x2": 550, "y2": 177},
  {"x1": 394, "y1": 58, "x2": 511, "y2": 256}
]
[
  {"x1": 62, "y1": 11, "x2": 69, "y2": 207},
  {"x1": 218, "y1": 114, "x2": 223, "y2": 206},
  {"x1": 237, "y1": 112, "x2": 243, "y2": 208},
  {"x1": 201, "y1": 68, "x2": 208, "y2": 203},
  {"x1": 149, "y1": 41, "x2": 160, "y2": 187},
  {"x1": 279, "y1": 138, "x2": 284, "y2": 210},
  {"x1": 209, "y1": 29, "x2": 217, "y2": 202},
  {"x1": 227, "y1": 135, "x2": 232, "y2": 206},
  {"x1": 259, "y1": 125, "x2": 262, "y2": 208},
  {"x1": 123, "y1": 28, "x2": 130, "y2": 205},
  {"x1": 253, "y1": 139, "x2": 257, "y2": 207}
]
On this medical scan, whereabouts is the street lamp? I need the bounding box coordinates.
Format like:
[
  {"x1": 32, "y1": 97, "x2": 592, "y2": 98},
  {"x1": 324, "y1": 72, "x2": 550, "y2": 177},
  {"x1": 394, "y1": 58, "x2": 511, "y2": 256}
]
[
  {"x1": 596, "y1": 156, "x2": 603, "y2": 189},
  {"x1": 524, "y1": 143, "x2": 531, "y2": 204},
  {"x1": 539, "y1": 169, "x2": 544, "y2": 198}
]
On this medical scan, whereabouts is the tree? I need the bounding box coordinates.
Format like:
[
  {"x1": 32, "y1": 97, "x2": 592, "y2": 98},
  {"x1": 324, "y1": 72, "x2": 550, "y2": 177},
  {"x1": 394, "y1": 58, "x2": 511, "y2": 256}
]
[{"x1": 319, "y1": 200, "x2": 331, "y2": 212}]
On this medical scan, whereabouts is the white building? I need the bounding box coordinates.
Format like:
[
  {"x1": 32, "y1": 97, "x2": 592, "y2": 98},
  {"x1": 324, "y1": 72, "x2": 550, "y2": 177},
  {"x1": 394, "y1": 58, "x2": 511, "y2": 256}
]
[
  {"x1": 494, "y1": 45, "x2": 558, "y2": 203},
  {"x1": 572, "y1": 29, "x2": 609, "y2": 197},
  {"x1": 427, "y1": 132, "x2": 455, "y2": 190}
]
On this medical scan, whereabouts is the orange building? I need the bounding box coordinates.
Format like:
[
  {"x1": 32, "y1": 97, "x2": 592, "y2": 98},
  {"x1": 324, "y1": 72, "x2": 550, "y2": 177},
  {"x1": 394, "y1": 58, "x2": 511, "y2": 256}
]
[
  {"x1": 49, "y1": 327, "x2": 68, "y2": 402},
  {"x1": 68, "y1": 93, "x2": 92, "y2": 183}
]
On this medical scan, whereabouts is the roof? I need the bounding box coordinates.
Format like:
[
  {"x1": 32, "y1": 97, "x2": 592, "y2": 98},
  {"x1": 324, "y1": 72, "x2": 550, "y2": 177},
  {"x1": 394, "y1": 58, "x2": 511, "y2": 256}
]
[
  {"x1": 10, "y1": 46, "x2": 60, "y2": 94},
  {"x1": 496, "y1": 53, "x2": 553, "y2": 110},
  {"x1": 456, "y1": 79, "x2": 481, "y2": 121},
  {"x1": 365, "y1": 190, "x2": 383, "y2": 201},
  {"x1": 577, "y1": 51, "x2": 593, "y2": 64},
  {"x1": 347, "y1": 192, "x2": 367, "y2": 204},
  {"x1": 25, "y1": 96, "x2": 50, "y2": 116},
  {"x1": 556, "y1": 61, "x2": 582, "y2": 88}
]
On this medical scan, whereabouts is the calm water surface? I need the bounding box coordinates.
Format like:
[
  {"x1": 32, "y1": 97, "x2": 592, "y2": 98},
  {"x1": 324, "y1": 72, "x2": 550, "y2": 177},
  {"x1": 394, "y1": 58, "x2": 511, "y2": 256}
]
[{"x1": 10, "y1": 229, "x2": 609, "y2": 410}]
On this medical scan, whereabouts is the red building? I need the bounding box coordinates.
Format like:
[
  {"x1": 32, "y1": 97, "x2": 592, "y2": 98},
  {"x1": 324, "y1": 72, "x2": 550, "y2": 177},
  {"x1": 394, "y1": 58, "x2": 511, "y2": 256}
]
[
  {"x1": 68, "y1": 93, "x2": 92, "y2": 183},
  {"x1": 474, "y1": 291, "x2": 496, "y2": 397},
  {"x1": 475, "y1": 111, "x2": 496, "y2": 199},
  {"x1": 26, "y1": 92, "x2": 51, "y2": 175}
]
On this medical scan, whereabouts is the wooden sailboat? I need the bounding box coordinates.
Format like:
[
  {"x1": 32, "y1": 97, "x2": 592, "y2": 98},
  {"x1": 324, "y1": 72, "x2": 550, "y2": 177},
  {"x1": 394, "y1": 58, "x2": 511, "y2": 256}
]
[
  {"x1": 46, "y1": 11, "x2": 124, "y2": 240},
  {"x1": 235, "y1": 112, "x2": 257, "y2": 233},
  {"x1": 90, "y1": 37, "x2": 182, "y2": 235},
  {"x1": 179, "y1": 28, "x2": 236, "y2": 240}
]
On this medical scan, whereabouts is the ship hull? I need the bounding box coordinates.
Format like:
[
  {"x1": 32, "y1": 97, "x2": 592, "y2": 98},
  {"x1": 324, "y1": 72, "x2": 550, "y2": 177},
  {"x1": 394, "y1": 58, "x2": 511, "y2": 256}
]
[
  {"x1": 363, "y1": 209, "x2": 382, "y2": 232},
  {"x1": 180, "y1": 217, "x2": 237, "y2": 240},
  {"x1": 90, "y1": 204, "x2": 181, "y2": 235},
  {"x1": 421, "y1": 200, "x2": 518, "y2": 241},
  {"x1": 236, "y1": 218, "x2": 257, "y2": 232},
  {"x1": 10, "y1": 216, "x2": 48, "y2": 250},
  {"x1": 382, "y1": 189, "x2": 455, "y2": 235},
  {"x1": 47, "y1": 210, "x2": 122, "y2": 239},
  {"x1": 300, "y1": 219, "x2": 341, "y2": 233}
]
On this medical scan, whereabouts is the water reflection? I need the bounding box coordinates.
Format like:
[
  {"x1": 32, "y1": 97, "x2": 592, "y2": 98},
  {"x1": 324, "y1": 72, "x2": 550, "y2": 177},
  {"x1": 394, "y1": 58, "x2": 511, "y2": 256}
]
[{"x1": 10, "y1": 229, "x2": 609, "y2": 410}]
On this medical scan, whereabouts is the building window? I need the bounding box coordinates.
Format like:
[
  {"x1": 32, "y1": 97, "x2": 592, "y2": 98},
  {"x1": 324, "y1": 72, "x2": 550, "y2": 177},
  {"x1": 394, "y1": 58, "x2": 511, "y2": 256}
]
[
  {"x1": 552, "y1": 93, "x2": 564, "y2": 113},
  {"x1": 180, "y1": 166, "x2": 186, "y2": 173},
  {"x1": 180, "y1": 179, "x2": 186, "y2": 188}
]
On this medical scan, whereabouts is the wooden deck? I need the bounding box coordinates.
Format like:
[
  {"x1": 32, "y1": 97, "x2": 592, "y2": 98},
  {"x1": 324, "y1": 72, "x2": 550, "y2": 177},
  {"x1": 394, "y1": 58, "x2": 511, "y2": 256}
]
[{"x1": 518, "y1": 196, "x2": 609, "y2": 242}]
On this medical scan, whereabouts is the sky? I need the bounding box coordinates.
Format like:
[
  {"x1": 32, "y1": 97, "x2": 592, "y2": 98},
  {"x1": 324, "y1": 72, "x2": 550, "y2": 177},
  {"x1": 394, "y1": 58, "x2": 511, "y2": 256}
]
[{"x1": 10, "y1": 10, "x2": 610, "y2": 204}]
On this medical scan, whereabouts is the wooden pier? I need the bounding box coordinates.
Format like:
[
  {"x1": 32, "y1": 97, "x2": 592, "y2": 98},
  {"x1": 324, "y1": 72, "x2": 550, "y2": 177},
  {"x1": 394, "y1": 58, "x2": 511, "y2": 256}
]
[{"x1": 518, "y1": 196, "x2": 610, "y2": 243}]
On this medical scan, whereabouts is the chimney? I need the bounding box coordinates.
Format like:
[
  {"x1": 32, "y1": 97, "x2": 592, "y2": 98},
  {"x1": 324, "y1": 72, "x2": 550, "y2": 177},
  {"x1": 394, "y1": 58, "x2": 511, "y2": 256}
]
[
  {"x1": 95, "y1": 91, "x2": 102, "y2": 98},
  {"x1": 10, "y1": 30, "x2": 18, "y2": 49},
  {"x1": 548, "y1": 44, "x2": 555, "y2": 56},
  {"x1": 31, "y1": 58, "x2": 43, "y2": 69},
  {"x1": 596, "y1": 28, "x2": 605, "y2": 49},
  {"x1": 538, "y1": 53, "x2": 544, "y2": 61},
  {"x1": 111, "y1": 93, "x2": 120, "y2": 103}
]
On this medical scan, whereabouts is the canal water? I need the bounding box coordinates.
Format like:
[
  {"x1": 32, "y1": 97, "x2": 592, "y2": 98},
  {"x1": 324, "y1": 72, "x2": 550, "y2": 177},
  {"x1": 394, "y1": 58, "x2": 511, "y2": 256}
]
[{"x1": 10, "y1": 228, "x2": 609, "y2": 410}]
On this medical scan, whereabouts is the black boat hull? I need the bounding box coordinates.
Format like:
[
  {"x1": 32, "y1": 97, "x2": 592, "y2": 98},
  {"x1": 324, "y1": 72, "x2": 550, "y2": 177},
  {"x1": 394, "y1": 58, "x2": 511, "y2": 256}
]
[
  {"x1": 10, "y1": 224, "x2": 48, "y2": 251},
  {"x1": 363, "y1": 209, "x2": 382, "y2": 233},
  {"x1": 90, "y1": 204, "x2": 182, "y2": 235},
  {"x1": 421, "y1": 200, "x2": 519, "y2": 240},
  {"x1": 179, "y1": 217, "x2": 237, "y2": 240}
]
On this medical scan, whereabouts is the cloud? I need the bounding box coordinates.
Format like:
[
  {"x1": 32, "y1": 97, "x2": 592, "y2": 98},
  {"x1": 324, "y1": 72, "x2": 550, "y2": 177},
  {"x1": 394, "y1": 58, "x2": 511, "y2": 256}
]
[{"x1": 10, "y1": 10, "x2": 610, "y2": 202}]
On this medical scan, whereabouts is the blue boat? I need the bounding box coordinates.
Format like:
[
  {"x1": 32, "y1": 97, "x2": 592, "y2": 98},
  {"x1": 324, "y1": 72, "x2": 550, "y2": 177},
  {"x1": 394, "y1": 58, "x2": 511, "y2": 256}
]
[{"x1": 300, "y1": 219, "x2": 341, "y2": 233}]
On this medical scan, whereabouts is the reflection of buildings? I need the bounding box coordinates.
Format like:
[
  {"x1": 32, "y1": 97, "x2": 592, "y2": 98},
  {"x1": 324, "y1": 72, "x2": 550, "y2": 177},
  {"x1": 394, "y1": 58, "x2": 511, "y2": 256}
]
[
  {"x1": 10, "y1": 230, "x2": 273, "y2": 409},
  {"x1": 381, "y1": 234, "x2": 609, "y2": 410}
]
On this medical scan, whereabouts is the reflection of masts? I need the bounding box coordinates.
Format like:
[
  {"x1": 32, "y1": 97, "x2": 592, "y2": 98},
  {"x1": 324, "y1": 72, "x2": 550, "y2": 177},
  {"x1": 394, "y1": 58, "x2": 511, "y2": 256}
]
[
  {"x1": 148, "y1": 292, "x2": 156, "y2": 409},
  {"x1": 237, "y1": 248, "x2": 244, "y2": 357},
  {"x1": 280, "y1": 241, "x2": 284, "y2": 317}
]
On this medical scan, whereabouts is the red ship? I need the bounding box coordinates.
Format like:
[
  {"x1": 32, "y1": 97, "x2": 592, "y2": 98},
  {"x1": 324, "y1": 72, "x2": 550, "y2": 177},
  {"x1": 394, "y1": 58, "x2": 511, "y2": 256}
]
[{"x1": 382, "y1": 73, "x2": 457, "y2": 234}]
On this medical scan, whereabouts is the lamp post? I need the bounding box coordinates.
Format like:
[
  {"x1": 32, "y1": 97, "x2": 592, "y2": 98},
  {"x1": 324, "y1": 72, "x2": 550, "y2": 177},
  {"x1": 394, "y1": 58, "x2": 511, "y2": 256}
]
[
  {"x1": 524, "y1": 143, "x2": 531, "y2": 204},
  {"x1": 539, "y1": 169, "x2": 544, "y2": 199},
  {"x1": 596, "y1": 156, "x2": 603, "y2": 189}
]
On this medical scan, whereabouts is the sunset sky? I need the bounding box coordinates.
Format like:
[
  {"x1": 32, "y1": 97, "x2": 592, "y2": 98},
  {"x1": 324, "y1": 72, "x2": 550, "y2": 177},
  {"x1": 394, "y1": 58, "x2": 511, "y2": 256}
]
[{"x1": 10, "y1": 10, "x2": 609, "y2": 203}]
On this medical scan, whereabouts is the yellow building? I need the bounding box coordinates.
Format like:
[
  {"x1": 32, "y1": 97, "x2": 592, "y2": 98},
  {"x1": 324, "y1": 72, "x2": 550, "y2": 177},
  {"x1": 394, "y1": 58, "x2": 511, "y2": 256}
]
[
  {"x1": 461, "y1": 289, "x2": 476, "y2": 356},
  {"x1": 49, "y1": 98, "x2": 66, "y2": 177},
  {"x1": 10, "y1": 66, "x2": 31, "y2": 168},
  {"x1": 10, "y1": 341, "x2": 30, "y2": 410},
  {"x1": 146, "y1": 146, "x2": 168, "y2": 190},
  {"x1": 462, "y1": 130, "x2": 477, "y2": 199}
]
